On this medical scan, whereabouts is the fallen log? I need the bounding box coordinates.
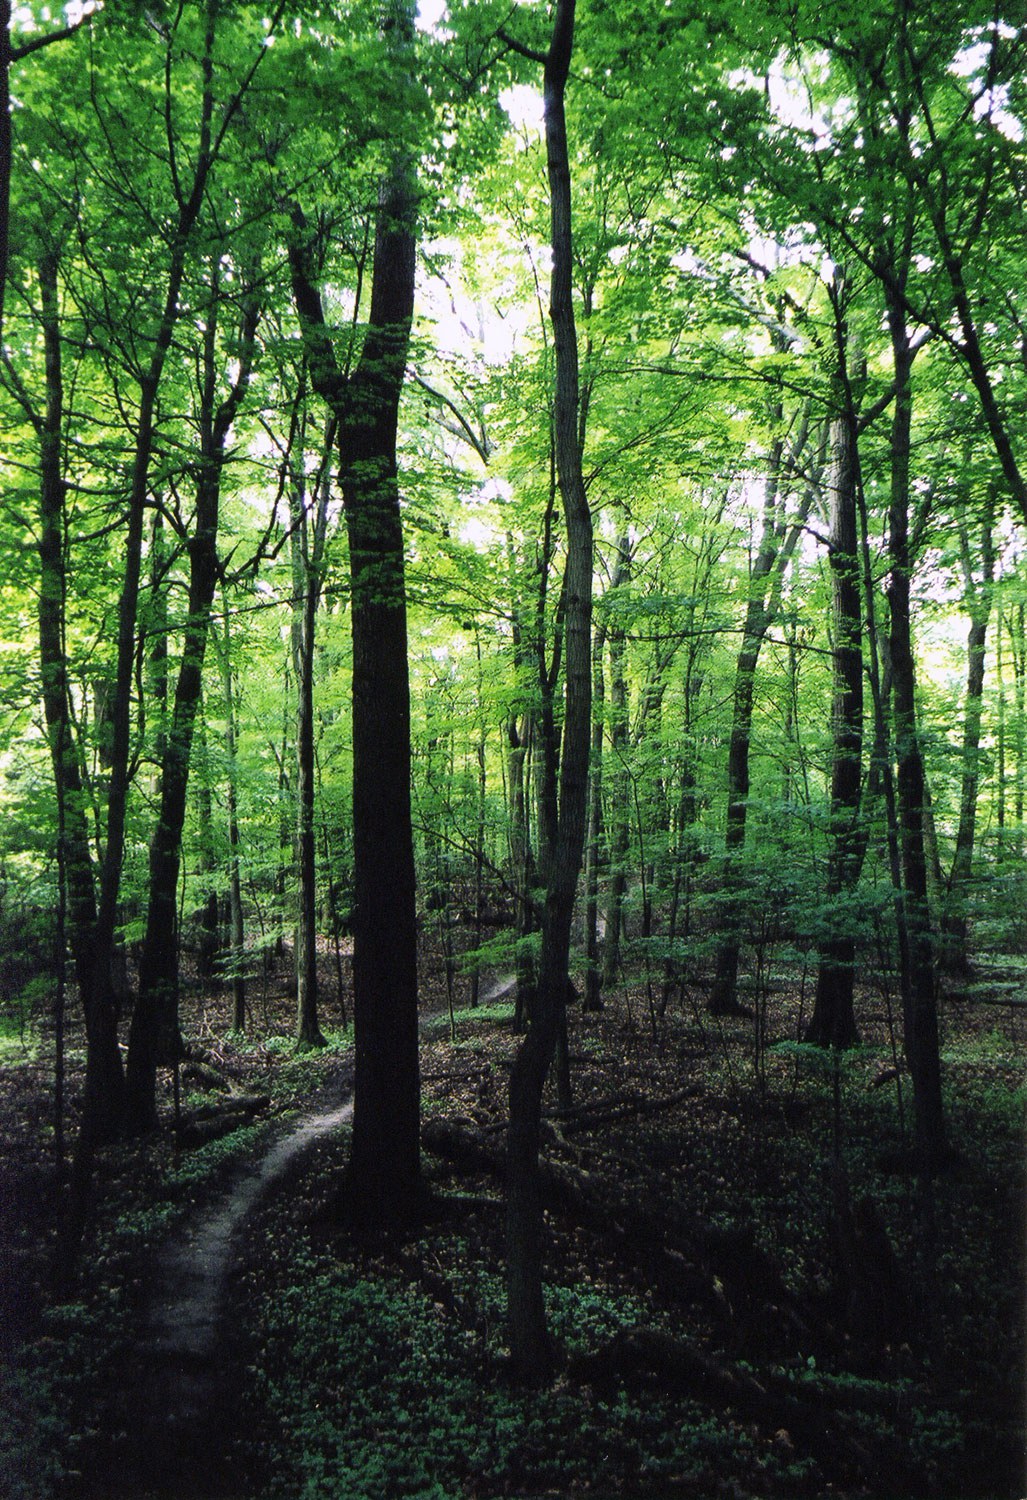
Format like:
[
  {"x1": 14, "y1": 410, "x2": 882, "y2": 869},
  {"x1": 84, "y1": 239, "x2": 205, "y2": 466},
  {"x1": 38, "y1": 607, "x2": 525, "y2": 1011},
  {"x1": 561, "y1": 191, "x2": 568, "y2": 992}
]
[
  {"x1": 421, "y1": 1116, "x2": 813, "y2": 1351},
  {"x1": 174, "y1": 1095, "x2": 270, "y2": 1148},
  {"x1": 554, "y1": 1085, "x2": 703, "y2": 1136},
  {"x1": 568, "y1": 1327, "x2": 918, "y2": 1491}
]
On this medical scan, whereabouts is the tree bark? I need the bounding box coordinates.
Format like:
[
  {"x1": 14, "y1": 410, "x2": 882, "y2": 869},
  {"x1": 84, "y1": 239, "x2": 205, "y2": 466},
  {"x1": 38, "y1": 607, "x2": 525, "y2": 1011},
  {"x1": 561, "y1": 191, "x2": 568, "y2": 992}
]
[
  {"x1": 806, "y1": 317, "x2": 864, "y2": 1050},
  {"x1": 289, "y1": 0, "x2": 421, "y2": 1226},
  {"x1": 291, "y1": 420, "x2": 334, "y2": 1051},
  {"x1": 601, "y1": 535, "x2": 632, "y2": 989},
  {"x1": 583, "y1": 614, "x2": 608, "y2": 1011},
  {"x1": 505, "y1": 0, "x2": 593, "y2": 1386},
  {"x1": 36, "y1": 254, "x2": 126, "y2": 1143},
  {"x1": 941, "y1": 504, "x2": 994, "y2": 971},
  {"x1": 218, "y1": 605, "x2": 247, "y2": 1033},
  {"x1": 708, "y1": 428, "x2": 811, "y2": 1016},
  {"x1": 885, "y1": 300, "x2": 946, "y2": 1168}
]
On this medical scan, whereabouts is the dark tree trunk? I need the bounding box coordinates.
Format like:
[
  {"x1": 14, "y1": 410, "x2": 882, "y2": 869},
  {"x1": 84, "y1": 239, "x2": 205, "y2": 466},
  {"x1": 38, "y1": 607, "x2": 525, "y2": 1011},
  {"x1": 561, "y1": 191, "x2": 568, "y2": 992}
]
[
  {"x1": 36, "y1": 254, "x2": 125, "y2": 1144},
  {"x1": 341, "y1": 199, "x2": 420, "y2": 1219},
  {"x1": 885, "y1": 305, "x2": 946, "y2": 1168},
  {"x1": 806, "y1": 323, "x2": 864, "y2": 1050},
  {"x1": 941, "y1": 505, "x2": 994, "y2": 971},
  {"x1": 219, "y1": 608, "x2": 247, "y2": 1033},
  {"x1": 1012, "y1": 605, "x2": 1026, "y2": 842},
  {"x1": 291, "y1": 425, "x2": 333, "y2": 1051},
  {"x1": 507, "y1": 708, "x2": 537, "y2": 1034},
  {"x1": 601, "y1": 536, "x2": 632, "y2": 989},
  {"x1": 583, "y1": 616, "x2": 608, "y2": 1012},
  {"x1": 504, "y1": 0, "x2": 593, "y2": 1386},
  {"x1": 290, "y1": 0, "x2": 421, "y2": 1226},
  {"x1": 194, "y1": 712, "x2": 220, "y2": 986}
]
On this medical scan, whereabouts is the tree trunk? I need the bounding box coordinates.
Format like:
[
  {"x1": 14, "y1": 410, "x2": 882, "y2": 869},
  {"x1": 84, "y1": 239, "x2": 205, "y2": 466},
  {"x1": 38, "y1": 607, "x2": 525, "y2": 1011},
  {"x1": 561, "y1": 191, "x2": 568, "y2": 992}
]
[
  {"x1": 583, "y1": 616, "x2": 608, "y2": 1011},
  {"x1": 342, "y1": 217, "x2": 421, "y2": 1220},
  {"x1": 505, "y1": 0, "x2": 593, "y2": 1386},
  {"x1": 507, "y1": 708, "x2": 537, "y2": 1034},
  {"x1": 708, "y1": 429, "x2": 810, "y2": 1016},
  {"x1": 885, "y1": 305, "x2": 946, "y2": 1168},
  {"x1": 36, "y1": 254, "x2": 125, "y2": 1144},
  {"x1": 1009, "y1": 604, "x2": 1025, "y2": 847},
  {"x1": 806, "y1": 325, "x2": 864, "y2": 1050},
  {"x1": 601, "y1": 535, "x2": 632, "y2": 989},
  {"x1": 219, "y1": 607, "x2": 247, "y2": 1033},
  {"x1": 291, "y1": 424, "x2": 333, "y2": 1051},
  {"x1": 941, "y1": 505, "x2": 994, "y2": 971},
  {"x1": 289, "y1": 1, "x2": 422, "y2": 1226}
]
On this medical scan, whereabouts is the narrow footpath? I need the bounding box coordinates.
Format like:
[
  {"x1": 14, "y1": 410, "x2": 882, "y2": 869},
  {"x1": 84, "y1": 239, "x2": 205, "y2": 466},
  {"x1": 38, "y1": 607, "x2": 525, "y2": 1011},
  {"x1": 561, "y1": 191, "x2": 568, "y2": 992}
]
[{"x1": 123, "y1": 1093, "x2": 354, "y2": 1499}]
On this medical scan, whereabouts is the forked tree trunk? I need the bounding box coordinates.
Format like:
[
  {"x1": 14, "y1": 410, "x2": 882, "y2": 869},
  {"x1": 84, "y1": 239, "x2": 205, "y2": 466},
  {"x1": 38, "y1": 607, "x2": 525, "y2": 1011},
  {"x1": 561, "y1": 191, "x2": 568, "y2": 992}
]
[{"x1": 289, "y1": 0, "x2": 421, "y2": 1226}]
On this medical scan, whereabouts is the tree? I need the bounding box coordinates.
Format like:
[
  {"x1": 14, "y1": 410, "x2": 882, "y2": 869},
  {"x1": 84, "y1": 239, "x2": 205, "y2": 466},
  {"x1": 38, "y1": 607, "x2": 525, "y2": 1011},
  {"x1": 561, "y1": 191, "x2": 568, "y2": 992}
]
[
  {"x1": 941, "y1": 497, "x2": 996, "y2": 971},
  {"x1": 289, "y1": 0, "x2": 422, "y2": 1226},
  {"x1": 126, "y1": 263, "x2": 262, "y2": 1130},
  {"x1": 500, "y1": 0, "x2": 594, "y2": 1386},
  {"x1": 708, "y1": 403, "x2": 814, "y2": 1017},
  {"x1": 804, "y1": 275, "x2": 865, "y2": 1050},
  {"x1": 288, "y1": 402, "x2": 336, "y2": 1051}
]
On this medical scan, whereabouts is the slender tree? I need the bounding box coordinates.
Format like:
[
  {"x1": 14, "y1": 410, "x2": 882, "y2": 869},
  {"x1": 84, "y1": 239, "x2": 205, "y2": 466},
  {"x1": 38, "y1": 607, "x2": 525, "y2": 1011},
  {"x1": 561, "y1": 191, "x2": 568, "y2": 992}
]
[
  {"x1": 805, "y1": 279, "x2": 865, "y2": 1049},
  {"x1": 501, "y1": 0, "x2": 593, "y2": 1385},
  {"x1": 127, "y1": 268, "x2": 261, "y2": 1129},
  {"x1": 941, "y1": 498, "x2": 996, "y2": 971}
]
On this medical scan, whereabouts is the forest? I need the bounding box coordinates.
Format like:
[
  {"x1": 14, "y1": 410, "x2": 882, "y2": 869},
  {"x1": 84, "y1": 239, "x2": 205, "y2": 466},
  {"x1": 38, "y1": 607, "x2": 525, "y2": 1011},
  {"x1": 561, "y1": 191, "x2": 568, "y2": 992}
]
[{"x1": 0, "y1": 0, "x2": 1024, "y2": 1496}]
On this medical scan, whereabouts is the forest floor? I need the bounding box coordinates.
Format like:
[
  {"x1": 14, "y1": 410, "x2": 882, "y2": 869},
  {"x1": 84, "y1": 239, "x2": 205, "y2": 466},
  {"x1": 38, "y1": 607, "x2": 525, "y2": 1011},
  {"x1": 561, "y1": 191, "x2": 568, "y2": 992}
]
[{"x1": 1, "y1": 939, "x2": 1025, "y2": 1500}]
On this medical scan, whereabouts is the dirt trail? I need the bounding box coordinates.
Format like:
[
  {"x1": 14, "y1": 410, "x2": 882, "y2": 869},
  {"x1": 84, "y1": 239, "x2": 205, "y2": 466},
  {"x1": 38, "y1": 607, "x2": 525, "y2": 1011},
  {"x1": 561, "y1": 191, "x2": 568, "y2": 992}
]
[{"x1": 128, "y1": 1095, "x2": 354, "y2": 1499}]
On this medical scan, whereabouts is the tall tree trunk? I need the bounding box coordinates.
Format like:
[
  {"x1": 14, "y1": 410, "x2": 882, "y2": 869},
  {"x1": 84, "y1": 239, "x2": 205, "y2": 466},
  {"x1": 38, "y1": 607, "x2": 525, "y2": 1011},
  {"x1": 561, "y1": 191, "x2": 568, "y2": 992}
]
[
  {"x1": 341, "y1": 166, "x2": 421, "y2": 1221},
  {"x1": 507, "y1": 705, "x2": 537, "y2": 1033},
  {"x1": 466, "y1": 624, "x2": 489, "y2": 1008},
  {"x1": 504, "y1": 0, "x2": 593, "y2": 1386},
  {"x1": 36, "y1": 254, "x2": 125, "y2": 1143},
  {"x1": 885, "y1": 300, "x2": 946, "y2": 1168},
  {"x1": 601, "y1": 535, "x2": 632, "y2": 989},
  {"x1": 806, "y1": 312, "x2": 864, "y2": 1050},
  {"x1": 708, "y1": 428, "x2": 811, "y2": 1016},
  {"x1": 194, "y1": 710, "x2": 220, "y2": 986},
  {"x1": 218, "y1": 605, "x2": 247, "y2": 1033},
  {"x1": 941, "y1": 505, "x2": 994, "y2": 971},
  {"x1": 291, "y1": 421, "x2": 333, "y2": 1051},
  {"x1": 583, "y1": 615, "x2": 608, "y2": 1012},
  {"x1": 1010, "y1": 604, "x2": 1025, "y2": 847},
  {"x1": 290, "y1": 0, "x2": 421, "y2": 1225}
]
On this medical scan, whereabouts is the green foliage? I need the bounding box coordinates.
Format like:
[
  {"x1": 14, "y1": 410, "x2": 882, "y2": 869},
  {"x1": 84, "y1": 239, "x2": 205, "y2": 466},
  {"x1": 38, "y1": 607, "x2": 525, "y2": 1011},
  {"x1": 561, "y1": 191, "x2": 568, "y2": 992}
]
[{"x1": 251, "y1": 1247, "x2": 787, "y2": 1500}]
